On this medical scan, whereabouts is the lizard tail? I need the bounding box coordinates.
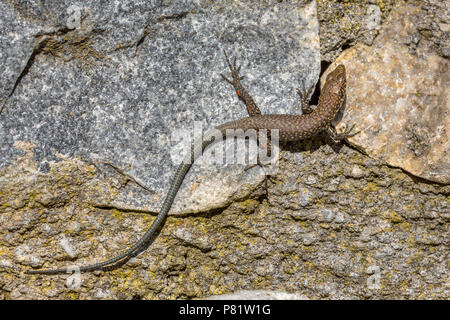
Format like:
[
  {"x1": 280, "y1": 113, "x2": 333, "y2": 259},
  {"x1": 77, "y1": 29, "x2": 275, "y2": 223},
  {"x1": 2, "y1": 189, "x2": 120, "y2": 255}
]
[{"x1": 25, "y1": 131, "x2": 220, "y2": 274}]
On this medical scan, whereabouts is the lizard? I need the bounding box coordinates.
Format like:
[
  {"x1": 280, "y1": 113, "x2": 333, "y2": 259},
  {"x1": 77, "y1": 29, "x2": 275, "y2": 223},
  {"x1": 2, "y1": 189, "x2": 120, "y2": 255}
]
[{"x1": 25, "y1": 50, "x2": 354, "y2": 275}]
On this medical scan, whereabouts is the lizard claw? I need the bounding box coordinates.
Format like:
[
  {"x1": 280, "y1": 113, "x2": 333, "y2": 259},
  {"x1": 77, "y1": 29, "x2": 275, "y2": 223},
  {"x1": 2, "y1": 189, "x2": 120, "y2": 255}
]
[
  {"x1": 220, "y1": 73, "x2": 233, "y2": 84},
  {"x1": 222, "y1": 49, "x2": 244, "y2": 88},
  {"x1": 328, "y1": 123, "x2": 359, "y2": 143}
]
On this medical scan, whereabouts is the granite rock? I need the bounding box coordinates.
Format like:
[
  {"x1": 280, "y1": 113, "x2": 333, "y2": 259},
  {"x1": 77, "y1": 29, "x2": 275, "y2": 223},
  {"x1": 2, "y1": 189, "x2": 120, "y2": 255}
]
[
  {"x1": 0, "y1": 0, "x2": 448, "y2": 300},
  {"x1": 0, "y1": 0, "x2": 319, "y2": 213}
]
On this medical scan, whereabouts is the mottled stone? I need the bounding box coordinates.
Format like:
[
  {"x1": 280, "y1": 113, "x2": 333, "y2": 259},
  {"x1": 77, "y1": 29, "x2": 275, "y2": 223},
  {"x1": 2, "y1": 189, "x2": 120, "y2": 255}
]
[
  {"x1": 325, "y1": 2, "x2": 449, "y2": 183},
  {"x1": 0, "y1": 0, "x2": 448, "y2": 301},
  {"x1": 206, "y1": 290, "x2": 308, "y2": 300},
  {"x1": 317, "y1": 0, "x2": 398, "y2": 62},
  {"x1": 0, "y1": 0, "x2": 319, "y2": 214}
]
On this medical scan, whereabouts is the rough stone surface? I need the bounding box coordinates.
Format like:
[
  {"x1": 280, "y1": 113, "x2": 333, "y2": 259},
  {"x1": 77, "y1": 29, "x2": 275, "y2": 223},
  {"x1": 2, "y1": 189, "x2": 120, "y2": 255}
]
[
  {"x1": 415, "y1": 0, "x2": 450, "y2": 59},
  {"x1": 317, "y1": 0, "x2": 449, "y2": 61},
  {"x1": 2, "y1": 138, "x2": 448, "y2": 299},
  {"x1": 325, "y1": 1, "x2": 449, "y2": 184},
  {"x1": 0, "y1": 0, "x2": 449, "y2": 300},
  {"x1": 206, "y1": 290, "x2": 308, "y2": 300},
  {"x1": 317, "y1": 0, "x2": 398, "y2": 63},
  {"x1": 0, "y1": 0, "x2": 319, "y2": 213}
]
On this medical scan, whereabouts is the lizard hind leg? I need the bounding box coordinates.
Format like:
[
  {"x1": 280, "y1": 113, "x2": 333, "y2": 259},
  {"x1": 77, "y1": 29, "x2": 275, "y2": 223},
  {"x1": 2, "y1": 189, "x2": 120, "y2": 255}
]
[{"x1": 220, "y1": 50, "x2": 262, "y2": 117}]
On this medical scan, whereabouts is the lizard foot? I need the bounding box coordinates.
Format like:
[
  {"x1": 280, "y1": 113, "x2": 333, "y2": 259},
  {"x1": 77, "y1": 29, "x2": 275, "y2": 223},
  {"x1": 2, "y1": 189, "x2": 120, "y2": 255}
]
[
  {"x1": 328, "y1": 123, "x2": 359, "y2": 143},
  {"x1": 220, "y1": 49, "x2": 244, "y2": 88}
]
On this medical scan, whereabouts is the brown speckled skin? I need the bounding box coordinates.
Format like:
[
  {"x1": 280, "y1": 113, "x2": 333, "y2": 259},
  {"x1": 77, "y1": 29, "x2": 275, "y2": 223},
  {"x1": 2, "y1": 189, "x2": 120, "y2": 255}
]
[
  {"x1": 25, "y1": 56, "x2": 347, "y2": 275},
  {"x1": 218, "y1": 63, "x2": 346, "y2": 141}
]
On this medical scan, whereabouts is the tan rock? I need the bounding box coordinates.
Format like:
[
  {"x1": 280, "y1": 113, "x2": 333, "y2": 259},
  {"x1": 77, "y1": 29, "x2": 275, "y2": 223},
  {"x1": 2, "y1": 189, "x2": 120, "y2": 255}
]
[{"x1": 323, "y1": 3, "x2": 449, "y2": 184}]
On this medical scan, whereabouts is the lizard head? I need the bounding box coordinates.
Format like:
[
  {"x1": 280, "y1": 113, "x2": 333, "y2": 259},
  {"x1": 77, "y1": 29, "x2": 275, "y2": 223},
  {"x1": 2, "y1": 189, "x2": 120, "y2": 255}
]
[{"x1": 323, "y1": 64, "x2": 346, "y2": 100}]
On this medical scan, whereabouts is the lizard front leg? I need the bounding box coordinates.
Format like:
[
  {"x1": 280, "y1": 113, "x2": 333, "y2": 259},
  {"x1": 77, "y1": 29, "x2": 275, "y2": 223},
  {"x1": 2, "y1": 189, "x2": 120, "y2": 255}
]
[
  {"x1": 296, "y1": 82, "x2": 314, "y2": 115},
  {"x1": 221, "y1": 50, "x2": 262, "y2": 117},
  {"x1": 221, "y1": 50, "x2": 271, "y2": 168}
]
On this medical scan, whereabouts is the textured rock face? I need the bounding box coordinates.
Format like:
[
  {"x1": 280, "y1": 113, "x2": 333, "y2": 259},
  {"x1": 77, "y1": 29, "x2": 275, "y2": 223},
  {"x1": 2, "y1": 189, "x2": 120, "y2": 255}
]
[
  {"x1": 0, "y1": 0, "x2": 319, "y2": 213},
  {"x1": 326, "y1": 2, "x2": 449, "y2": 184},
  {"x1": 2, "y1": 139, "x2": 449, "y2": 299},
  {"x1": 0, "y1": 0, "x2": 449, "y2": 300}
]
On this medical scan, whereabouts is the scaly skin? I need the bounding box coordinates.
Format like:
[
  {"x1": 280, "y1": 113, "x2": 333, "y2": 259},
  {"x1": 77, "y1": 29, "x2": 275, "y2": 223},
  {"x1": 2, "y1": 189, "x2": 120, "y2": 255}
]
[{"x1": 25, "y1": 51, "x2": 352, "y2": 275}]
